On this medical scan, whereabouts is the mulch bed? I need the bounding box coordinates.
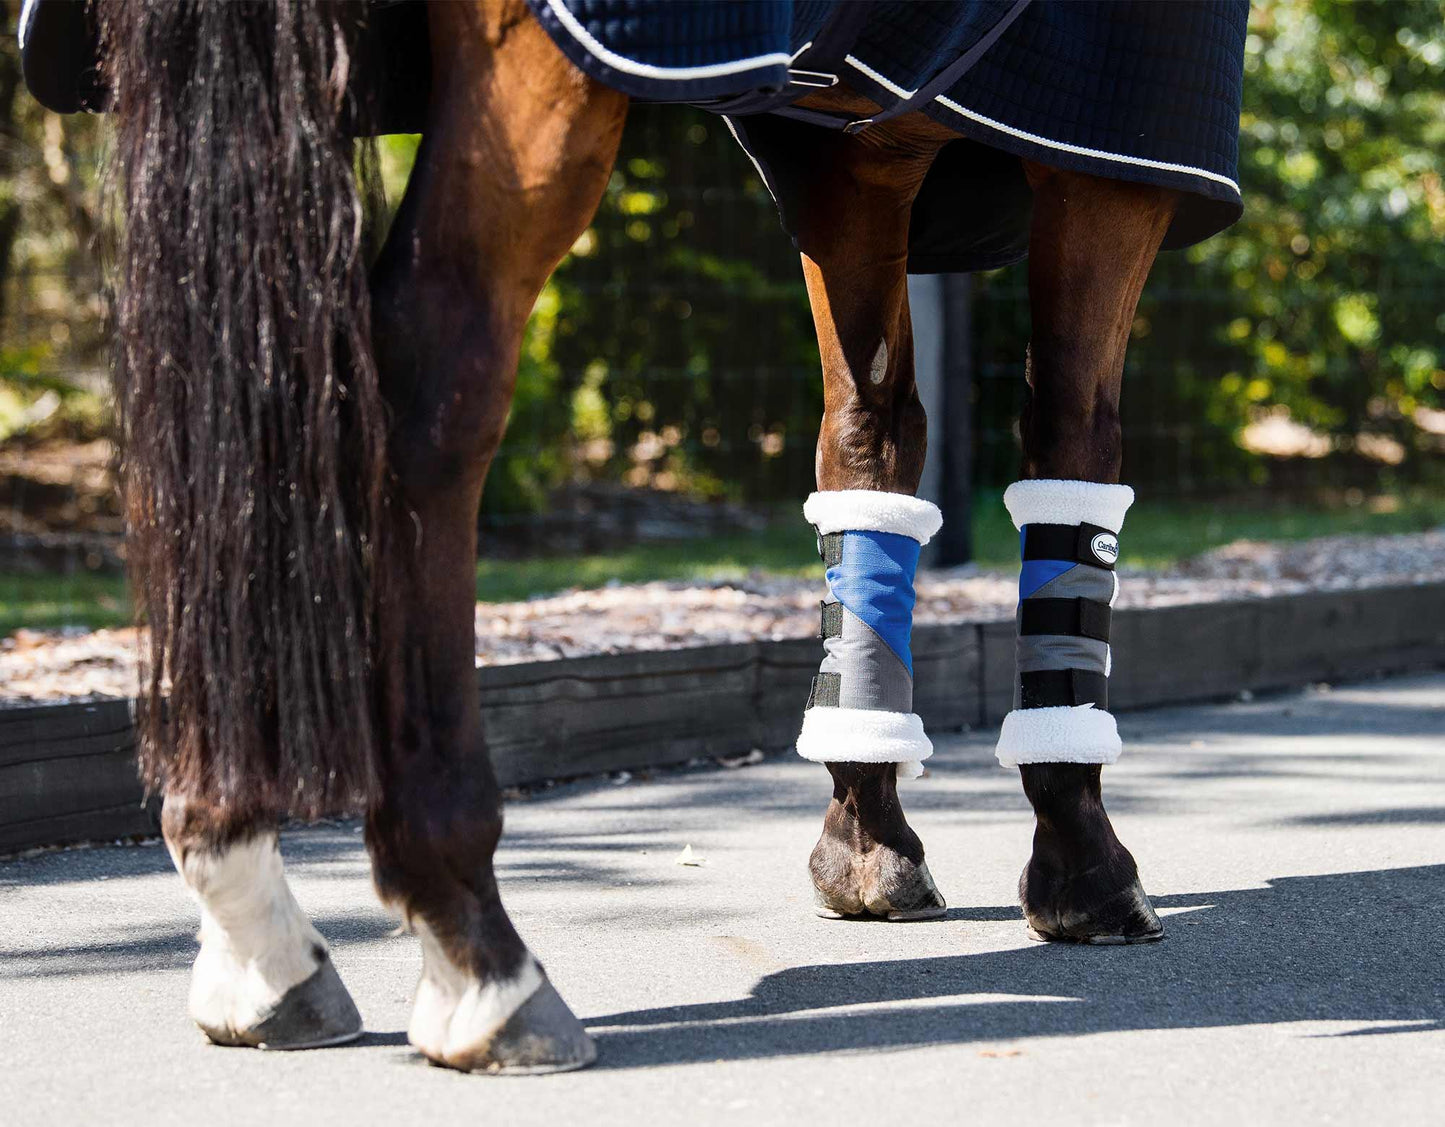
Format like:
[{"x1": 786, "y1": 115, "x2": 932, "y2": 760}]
[{"x1": 2, "y1": 529, "x2": 1442, "y2": 707}]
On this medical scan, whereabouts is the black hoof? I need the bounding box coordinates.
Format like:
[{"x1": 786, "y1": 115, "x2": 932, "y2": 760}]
[
  {"x1": 1019, "y1": 861, "x2": 1163, "y2": 945},
  {"x1": 811, "y1": 835, "x2": 946, "y2": 922}
]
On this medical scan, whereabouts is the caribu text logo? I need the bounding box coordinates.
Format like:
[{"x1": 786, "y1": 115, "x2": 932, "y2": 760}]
[{"x1": 1090, "y1": 532, "x2": 1119, "y2": 565}]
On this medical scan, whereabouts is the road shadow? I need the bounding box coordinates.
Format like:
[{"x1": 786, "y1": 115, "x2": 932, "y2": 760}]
[
  {"x1": 0, "y1": 908, "x2": 400, "y2": 980},
  {"x1": 583, "y1": 864, "x2": 1445, "y2": 1068}
]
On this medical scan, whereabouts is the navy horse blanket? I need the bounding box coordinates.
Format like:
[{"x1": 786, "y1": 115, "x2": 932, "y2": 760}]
[
  {"x1": 527, "y1": 0, "x2": 1249, "y2": 271},
  {"x1": 21, "y1": 0, "x2": 1247, "y2": 272}
]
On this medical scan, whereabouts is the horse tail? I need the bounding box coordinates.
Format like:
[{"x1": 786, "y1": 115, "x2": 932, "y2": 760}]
[{"x1": 99, "y1": 0, "x2": 390, "y2": 818}]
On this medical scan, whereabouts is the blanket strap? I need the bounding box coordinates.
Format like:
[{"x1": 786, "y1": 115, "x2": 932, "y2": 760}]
[
  {"x1": 701, "y1": 0, "x2": 872, "y2": 117},
  {"x1": 840, "y1": 0, "x2": 1034, "y2": 134},
  {"x1": 723, "y1": 0, "x2": 1032, "y2": 132}
]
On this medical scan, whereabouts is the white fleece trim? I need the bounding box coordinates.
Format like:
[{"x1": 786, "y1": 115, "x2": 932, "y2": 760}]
[
  {"x1": 797, "y1": 706, "x2": 932, "y2": 779},
  {"x1": 804, "y1": 491, "x2": 942, "y2": 544},
  {"x1": 1003, "y1": 480, "x2": 1135, "y2": 534},
  {"x1": 995, "y1": 705, "x2": 1123, "y2": 767}
]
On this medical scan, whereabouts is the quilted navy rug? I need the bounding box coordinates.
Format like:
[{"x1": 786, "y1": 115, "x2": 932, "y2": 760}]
[
  {"x1": 20, "y1": 0, "x2": 1248, "y2": 272},
  {"x1": 527, "y1": 0, "x2": 1249, "y2": 272}
]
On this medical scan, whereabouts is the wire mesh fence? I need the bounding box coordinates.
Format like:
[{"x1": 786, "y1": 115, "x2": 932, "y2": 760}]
[{"x1": 2, "y1": 97, "x2": 1443, "y2": 636}]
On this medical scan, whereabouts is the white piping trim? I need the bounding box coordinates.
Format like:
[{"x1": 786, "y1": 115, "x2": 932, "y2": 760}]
[
  {"x1": 1004, "y1": 480, "x2": 1135, "y2": 534},
  {"x1": 18, "y1": 0, "x2": 38, "y2": 51},
  {"x1": 804, "y1": 491, "x2": 942, "y2": 544},
  {"x1": 996, "y1": 705, "x2": 1122, "y2": 766},
  {"x1": 936, "y1": 95, "x2": 1242, "y2": 195},
  {"x1": 841, "y1": 55, "x2": 1241, "y2": 198},
  {"x1": 544, "y1": 0, "x2": 790, "y2": 81},
  {"x1": 844, "y1": 54, "x2": 918, "y2": 99},
  {"x1": 724, "y1": 116, "x2": 774, "y2": 189}
]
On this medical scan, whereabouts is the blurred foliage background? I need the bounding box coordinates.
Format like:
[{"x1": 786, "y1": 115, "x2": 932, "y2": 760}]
[
  {"x1": 969, "y1": 0, "x2": 1445, "y2": 499},
  {"x1": 0, "y1": 0, "x2": 1442, "y2": 586}
]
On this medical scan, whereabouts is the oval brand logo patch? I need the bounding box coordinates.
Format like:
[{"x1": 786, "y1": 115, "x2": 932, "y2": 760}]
[{"x1": 1090, "y1": 532, "x2": 1119, "y2": 564}]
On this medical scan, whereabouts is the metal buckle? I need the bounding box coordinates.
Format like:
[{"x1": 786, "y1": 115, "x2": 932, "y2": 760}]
[
  {"x1": 842, "y1": 118, "x2": 873, "y2": 135},
  {"x1": 787, "y1": 68, "x2": 839, "y2": 89}
]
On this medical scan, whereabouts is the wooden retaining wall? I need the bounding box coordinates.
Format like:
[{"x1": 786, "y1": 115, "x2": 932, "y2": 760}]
[{"x1": 4, "y1": 581, "x2": 1443, "y2": 854}]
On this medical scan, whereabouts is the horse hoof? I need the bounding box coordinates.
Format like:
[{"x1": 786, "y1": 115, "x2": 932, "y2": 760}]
[
  {"x1": 864, "y1": 855, "x2": 946, "y2": 919},
  {"x1": 885, "y1": 904, "x2": 948, "y2": 922},
  {"x1": 456, "y1": 977, "x2": 597, "y2": 1076},
  {"x1": 811, "y1": 835, "x2": 946, "y2": 922},
  {"x1": 197, "y1": 955, "x2": 363, "y2": 1050},
  {"x1": 1019, "y1": 861, "x2": 1164, "y2": 945},
  {"x1": 1027, "y1": 924, "x2": 1164, "y2": 945}
]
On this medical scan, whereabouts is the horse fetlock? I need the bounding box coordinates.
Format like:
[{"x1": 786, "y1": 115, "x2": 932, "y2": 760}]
[
  {"x1": 173, "y1": 833, "x2": 362, "y2": 1048},
  {"x1": 408, "y1": 921, "x2": 594, "y2": 1074}
]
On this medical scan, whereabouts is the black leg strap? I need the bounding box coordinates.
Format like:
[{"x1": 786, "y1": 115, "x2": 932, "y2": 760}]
[
  {"x1": 1021, "y1": 523, "x2": 1119, "y2": 570},
  {"x1": 1019, "y1": 597, "x2": 1112, "y2": 643},
  {"x1": 807, "y1": 672, "x2": 841, "y2": 709},
  {"x1": 817, "y1": 531, "x2": 844, "y2": 567},
  {"x1": 819, "y1": 600, "x2": 844, "y2": 640},
  {"x1": 1019, "y1": 669, "x2": 1109, "y2": 710}
]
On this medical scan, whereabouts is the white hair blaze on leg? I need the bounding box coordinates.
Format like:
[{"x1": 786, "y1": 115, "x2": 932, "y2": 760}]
[
  {"x1": 868, "y1": 338, "x2": 889, "y2": 384},
  {"x1": 168, "y1": 831, "x2": 355, "y2": 1046},
  {"x1": 407, "y1": 920, "x2": 545, "y2": 1065}
]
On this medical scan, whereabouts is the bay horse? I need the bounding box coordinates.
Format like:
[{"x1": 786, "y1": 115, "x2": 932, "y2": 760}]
[{"x1": 87, "y1": 0, "x2": 1242, "y2": 1074}]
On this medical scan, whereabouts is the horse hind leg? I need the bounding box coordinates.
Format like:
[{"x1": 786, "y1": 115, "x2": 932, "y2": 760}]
[
  {"x1": 162, "y1": 797, "x2": 362, "y2": 1049},
  {"x1": 791, "y1": 119, "x2": 953, "y2": 921},
  {"x1": 1010, "y1": 162, "x2": 1177, "y2": 944},
  {"x1": 364, "y1": 1, "x2": 626, "y2": 1074}
]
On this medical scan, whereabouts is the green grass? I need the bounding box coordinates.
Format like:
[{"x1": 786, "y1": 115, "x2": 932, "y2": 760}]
[
  {"x1": 475, "y1": 528, "x2": 821, "y2": 602},
  {"x1": 968, "y1": 490, "x2": 1445, "y2": 569},
  {"x1": 476, "y1": 491, "x2": 1445, "y2": 602},
  {"x1": 0, "y1": 570, "x2": 131, "y2": 637},
  {"x1": 3, "y1": 492, "x2": 1443, "y2": 634}
]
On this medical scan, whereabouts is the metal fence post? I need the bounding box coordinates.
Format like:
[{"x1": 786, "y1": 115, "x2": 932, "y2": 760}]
[
  {"x1": 910, "y1": 273, "x2": 974, "y2": 567},
  {"x1": 908, "y1": 273, "x2": 945, "y2": 565}
]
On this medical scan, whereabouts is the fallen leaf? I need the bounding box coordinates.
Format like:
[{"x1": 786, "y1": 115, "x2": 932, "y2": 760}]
[{"x1": 675, "y1": 844, "x2": 705, "y2": 867}]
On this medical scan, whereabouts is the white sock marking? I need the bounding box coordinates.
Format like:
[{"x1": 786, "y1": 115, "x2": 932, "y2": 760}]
[
  {"x1": 168, "y1": 832, "x2": 325, "y2": 1035},
  {"x1": 408, "y1": 921, "x2": 544, "y2": 1063}
]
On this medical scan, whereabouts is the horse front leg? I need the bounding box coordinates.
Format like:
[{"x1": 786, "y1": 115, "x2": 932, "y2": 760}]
[
  {"x1": 1003, "y1": 163, "x2": 1177, "y2": 943},
  {"x1": 364, "y1": 1, "x2": 626, "y2": 1074},
  {"x1": 792, "y1": 126, "x2": 950, "y2": 921}
]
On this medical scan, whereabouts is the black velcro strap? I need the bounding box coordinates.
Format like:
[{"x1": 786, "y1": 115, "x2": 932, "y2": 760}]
[
  {"x1": 817, "y1": 531, "x2": 844, "y2": 567},
  {"x1": 807, "y1": 672, "x2": 841, "y2": 708},
  {"x1": 819, "y1": 601, "x2": 844, "y2": 640},
  {"x1": 1019, "y1": 598, "x2": 1112, "y2": 642},
  {"x1": 1019, "y1": 669, "x2": 1109, "y2": 710},
  {"x1": 1021, "y1": 523, "x2": 1119, "y2": 570}
]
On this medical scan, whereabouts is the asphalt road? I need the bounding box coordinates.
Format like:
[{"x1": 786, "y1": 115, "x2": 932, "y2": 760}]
[{"x1": 2, "y1": 673, "x2": 1443, "y2": 1125}]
